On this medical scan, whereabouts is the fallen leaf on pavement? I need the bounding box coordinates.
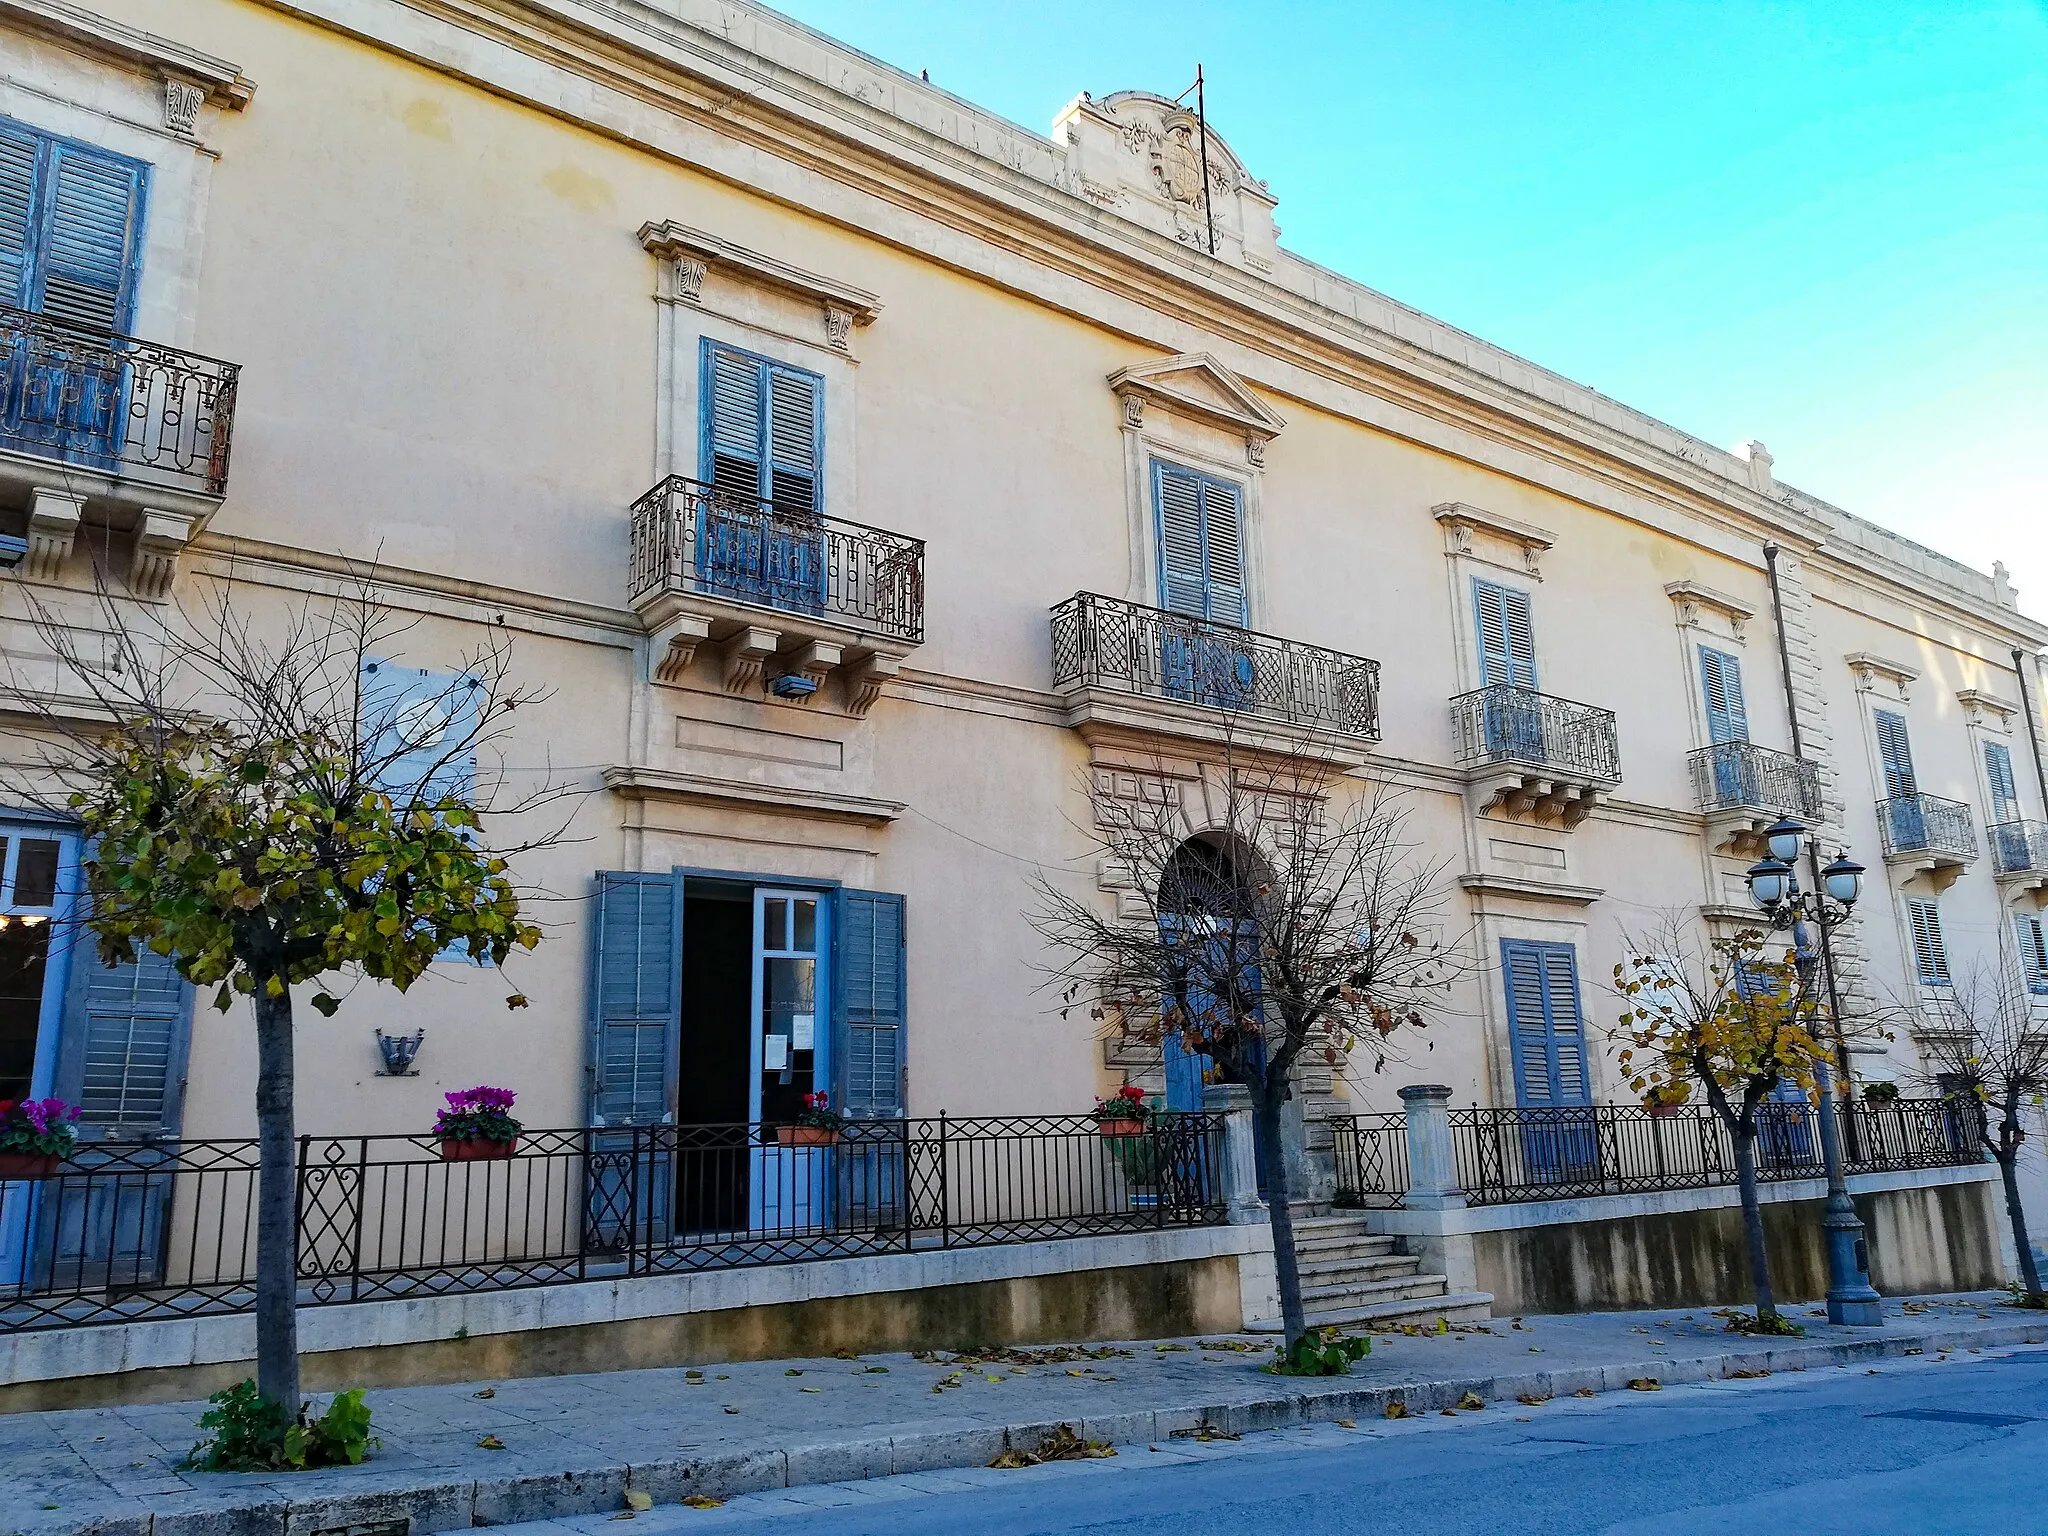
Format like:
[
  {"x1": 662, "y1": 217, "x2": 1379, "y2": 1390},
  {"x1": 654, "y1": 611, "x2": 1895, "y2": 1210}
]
[
  {"x1": 477, "y1": 1435, "x2": 506, "y2": 1450},
  {"x1": 1456, "y1": 1392, "x2": 1486, "y2": 1410},
  {"x1": 1383, "y1": 1401, "x2": 1409, "y2": 1419},
  {"x1": 473, "y1": 1388, "x2": 496, "y2": 1399},
  {"x1": 683, "y1": 1495, "x2": 724, "y2": 1509},
  {"x1": 624, "y1": 1492, "x2": 653, "y2": 1512},
  {"x1": 1628, "y1": 1378, "x2": 1661, "y2": 1392},
  {"x1": 1334, "y1": 1418, "x2": 1356, "y2": 1429},
  {"x1": 1573, "y1": 1388, "x2": 1596, "y2": 1398},
  {"x1": 1516, "y1": 1393, "x2": 1549, "y2": 1406}
]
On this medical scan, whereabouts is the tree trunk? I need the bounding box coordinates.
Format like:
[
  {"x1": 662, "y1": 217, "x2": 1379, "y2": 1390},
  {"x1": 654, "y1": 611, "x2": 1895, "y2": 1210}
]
[
  {"x1": 1732, "y1": 1123, "x2": 1777, "y2": 1320},
  {"x1": 1252, "y1": 1087, "x2": 1308, "y2": 1349},
  {"x1": 1997, "y1": 1144, "x2": 2043, "y2": 1300},
  {"x1": 253, "y1": 985, "x2": 301, "y2": 1410}
]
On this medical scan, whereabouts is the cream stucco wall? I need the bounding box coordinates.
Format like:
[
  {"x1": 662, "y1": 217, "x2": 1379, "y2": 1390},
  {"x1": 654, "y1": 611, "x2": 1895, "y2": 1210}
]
[{"x1": 0, "y1": 0, "x2": 2044, "y2": 1156}]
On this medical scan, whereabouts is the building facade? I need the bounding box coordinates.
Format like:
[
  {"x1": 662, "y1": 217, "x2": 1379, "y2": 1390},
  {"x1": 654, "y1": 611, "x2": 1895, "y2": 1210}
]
[{"x1": 1, "y1": 0, "x2": 2044, "y2": 1263}]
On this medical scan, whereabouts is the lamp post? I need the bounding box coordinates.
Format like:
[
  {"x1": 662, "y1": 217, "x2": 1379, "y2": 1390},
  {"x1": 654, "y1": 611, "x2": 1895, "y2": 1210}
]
[{"x1": 1745, "y1": 816, "x2": 1884, "y2": 1325}]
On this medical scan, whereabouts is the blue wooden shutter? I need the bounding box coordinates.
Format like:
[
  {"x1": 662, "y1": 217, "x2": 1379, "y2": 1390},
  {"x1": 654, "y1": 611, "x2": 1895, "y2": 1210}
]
[
  {"x1": 1908, "y1": 900, "x2": 1949, "y2": 986},
  {"x1": 1699, "y1": 646, "x2": 1750, "y2": 745},
  {"x1": 2016, "y1": 914, "x2": 2048, "y2": 996},
  {"x1": 34, "y1": 139, "x2": 144, "y2": 333},
  {"x1": 836, "y1": 888, "x2": 906, "y2": 1119},
  {"x1": 765, "y1": 364, "x2": 820, "y2": 516},
  {"x1": 0, "y1": 121, "x2": 35, "y2": 308},
  {"x1": 1986, "y1": 740, "x2": 2020, "y2": 825},
  {"x1": 56, "y1": 937, "x2": 191, "y2": 1138},
  {"x1": 588, "y1": 871, "x2": 680, "y2": 1125},
  {"x1": 1155, "y1": 461, "x2": 1209, "y2": 618},
  {"x1": 1875, "y1": 710, "x2": 1916, "y2": 799},
  {"x1": 1473, "y1": 578, "x2": 1537, "y2": 688},
  {"x1": 1501, "y1": 939, "x2": 1588, "y2": 1108},
  {"x1": 1199, "y1": 476, "x2": 1247, "y2": 625},
  {"x1": 704, "y1": 342, "x2": 765, "y2": 499}
]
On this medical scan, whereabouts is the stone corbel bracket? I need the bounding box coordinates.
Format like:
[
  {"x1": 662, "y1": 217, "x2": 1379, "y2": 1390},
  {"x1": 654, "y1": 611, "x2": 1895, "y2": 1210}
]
[
  {"x1": 1664, "y1": 580, "x2": 1756, "y2": 643},
  {"x1": 1434, "y1": 503, "x2": 1556, "y2": 581},
  {"x1": 24, "y1": 487, "x2": 83, "y2": 584},
  {"x1": 638, "y1": 220, "x2": 882, "y2": 355},
  {"x1": 130, "y1": 509, "x2": 196, "y2": 600},
  {"x1": 1846, "y1": 651, "x2": 1919, "y2": 701},
  {"x1": 1468, "y1": 768, "x2": 1602, "y2": 829}
]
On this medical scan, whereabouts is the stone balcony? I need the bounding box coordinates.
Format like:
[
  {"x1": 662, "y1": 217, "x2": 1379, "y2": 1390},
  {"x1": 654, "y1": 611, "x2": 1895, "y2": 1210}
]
[
  {"x1": 628, "y1": 475, "x2": 924, "y2": 716},
  {"x1": 0, "y1": 304, "x2": 238, "y2": 596},
  {"x1": 1688, "y1": 740, "x2": 1823, "y2": 858},
  {"x1": 1990, "y1": 819, "x2": 2048, "y2": 902},
  {"x1": 1450, "y1": 684, "x2": 1620, "y2": 829},
  {"x1": 1877, "y1": 793, "x2": 1977, "y2": 889}
]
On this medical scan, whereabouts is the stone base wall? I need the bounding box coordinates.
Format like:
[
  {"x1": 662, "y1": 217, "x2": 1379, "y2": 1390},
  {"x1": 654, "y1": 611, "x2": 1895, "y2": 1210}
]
[
  {"x1": 0, "y1": 1226, "x2": 1271, "y2": 1414},
  {"x1": 1475, "y1": 1179, "x2": 2002, "y2": 1316}
]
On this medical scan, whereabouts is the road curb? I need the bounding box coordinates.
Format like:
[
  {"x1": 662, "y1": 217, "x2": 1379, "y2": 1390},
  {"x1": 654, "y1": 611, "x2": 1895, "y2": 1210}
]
[{"x1": 24, "y1": 1319, "x2": 2048, "y2": 1536}]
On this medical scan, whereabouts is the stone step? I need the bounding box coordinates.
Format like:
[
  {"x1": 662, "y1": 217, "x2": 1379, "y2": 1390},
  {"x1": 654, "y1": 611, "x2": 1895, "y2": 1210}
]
[
  {"x1": 1297, "y1": 1254, "x2": 1422, "y2": 1288},
  {"x1": 1298, "y1": 1271, "x2": 1449, "y2": 1308},
  {"x1": 1293, "y1": 1235, "x2": 1402, "y2": 1263},
  {"x1": 1244, "y1": 1287, "x2": 1495, "y2": 1333}
]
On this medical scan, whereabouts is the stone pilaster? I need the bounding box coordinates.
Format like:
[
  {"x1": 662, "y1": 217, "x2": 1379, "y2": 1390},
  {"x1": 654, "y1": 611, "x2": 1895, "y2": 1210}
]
[{"x1": 1771, "y1": 553, "x2": 1880, "y2": 1044}]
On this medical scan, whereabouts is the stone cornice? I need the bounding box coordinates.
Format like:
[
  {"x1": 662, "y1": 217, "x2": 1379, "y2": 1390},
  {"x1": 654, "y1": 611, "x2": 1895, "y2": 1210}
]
[
  {"x1": 638, "y1": 219, "x2": 882, "y2": 324},
  {"x1": 250, "y1": 0, "x2": 2048, "y2": 651},
  {"x1": 0, "y1": 0, "x2": 255, "y2": 107}
]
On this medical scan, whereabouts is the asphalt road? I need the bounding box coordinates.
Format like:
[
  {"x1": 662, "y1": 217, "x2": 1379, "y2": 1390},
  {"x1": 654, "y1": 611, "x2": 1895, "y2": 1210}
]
[{"x1": 514, "y1": 1344, "x2": 2048, "y2": 1535}]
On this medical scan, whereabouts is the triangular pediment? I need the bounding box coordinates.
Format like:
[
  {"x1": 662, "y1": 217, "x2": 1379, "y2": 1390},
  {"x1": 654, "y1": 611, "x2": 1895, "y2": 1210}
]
[{"x1": 1107, "y1": 353, "x2": 1287, "y2": 439}]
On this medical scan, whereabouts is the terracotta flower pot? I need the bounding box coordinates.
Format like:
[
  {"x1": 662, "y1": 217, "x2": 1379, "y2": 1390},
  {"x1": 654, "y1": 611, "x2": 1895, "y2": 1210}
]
[
  {"x1": 1647, "y1": 1105, "x2": 1685, "y2": 1120},
  {"x1": 0, "y1": 1152, "x2": 61, "y2": 1180},
  {"x1": 775, "y1": 1125, "x2": 841, "y2": 1147},
  {"x1": 439, "y1": 1137, "x2": 518, "y2": 1161},
  {"x1": 1096, "y1": 1119, "x2": 1148, "y2": 1138}
]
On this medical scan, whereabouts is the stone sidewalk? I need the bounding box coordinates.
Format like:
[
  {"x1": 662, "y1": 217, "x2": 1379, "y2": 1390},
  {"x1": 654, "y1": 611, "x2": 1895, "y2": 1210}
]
[{"x1": 5, "y1": 1293, "x2": 2042, "y2": 1536}]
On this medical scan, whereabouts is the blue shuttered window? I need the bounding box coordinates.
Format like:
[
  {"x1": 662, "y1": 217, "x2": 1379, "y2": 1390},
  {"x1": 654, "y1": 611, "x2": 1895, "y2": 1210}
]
[
  {"x1": 1907, "y1": 900, "x2": 1950, "y2": 987},
  {"x1": 1986, "y1": 739, "x2": 2021, "y2": 825},
  {"x1": 589, "y1": 872, "x2": 681, "y2": 1125},
  {"x1": 1152, "y1": 460, "x2": 1247, "y2": 624},
  {"x1": 836, "y1": 889, "x2": 906, "y2": 1119},
  {"x1": 698, "y1": 341, "x2": 826, "y2": 613},
  {"x1": 2016, "y1": 914, "x2": 2048, "y2": 997},
  {"x1": 1698, "y1": 646, "x2": 1750, "y2": 745},
  {"x1": 1473, "y1": 578, "x2": 1538, "y2": 689},
  {"x1": 60, "y1": 942, "x2": 190, "y2": 1136},
  {"x1": 1875, "y1": 710, "x2": 1916, "y2": 798},
  {"x1": 0, "y1": 116, "x2": 147, "y2": 329},
  {"x1": 1500, "y1": 939, "x2": 1590, "y2": 1108}
]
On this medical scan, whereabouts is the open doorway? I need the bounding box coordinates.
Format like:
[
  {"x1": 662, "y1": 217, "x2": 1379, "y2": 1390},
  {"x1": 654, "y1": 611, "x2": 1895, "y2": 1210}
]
[{"x1": 0, "y1": 826, "x2": 77, "y2": 1287}]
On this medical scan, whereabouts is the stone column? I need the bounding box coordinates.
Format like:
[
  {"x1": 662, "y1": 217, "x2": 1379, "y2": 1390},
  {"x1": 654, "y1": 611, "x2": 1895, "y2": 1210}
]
[
  {"x1": 1397, "y1": 1084, "x2": 1477, "y2": 1292},
  {"x1": 1202, "y1": 1081, "x2": 1264, "y2": 1225}
]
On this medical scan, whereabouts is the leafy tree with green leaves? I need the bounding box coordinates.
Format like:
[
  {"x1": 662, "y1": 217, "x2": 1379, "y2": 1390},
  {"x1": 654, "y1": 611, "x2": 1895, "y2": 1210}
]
[{"x1": 5, "y1": 585, "x2": 559, "y2": 1414}]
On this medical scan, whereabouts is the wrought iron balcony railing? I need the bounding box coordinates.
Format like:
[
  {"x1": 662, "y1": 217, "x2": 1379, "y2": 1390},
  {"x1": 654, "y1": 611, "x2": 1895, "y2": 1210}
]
[
  {"x1": 0, "y1": 305, "x2": 238, "y2": 497},
  {"x1": 1048, "y1": 591, "x2": 1381, "y2": 740},
  {"x1": 1449, "y1": 684, "x2": 1619, "y2": 780},
  {"x1": 1990, "y1": 820, "x2": 2048, "y2": 875},
  {"x1": 1877, "y1": 793, "x2": 1976, "y2": 862},
  {"x1": 1688, "y1": 741, "x2": 1821, "y2": 818},
  {"x1": 628, "y1": 475, "x2": 925, "y2": 644}
]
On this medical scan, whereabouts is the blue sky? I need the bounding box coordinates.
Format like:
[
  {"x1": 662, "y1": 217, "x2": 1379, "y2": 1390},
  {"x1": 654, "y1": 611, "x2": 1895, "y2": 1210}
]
[{"x1": 768, "y1": 1, "x2": 2047, "y2": 611}]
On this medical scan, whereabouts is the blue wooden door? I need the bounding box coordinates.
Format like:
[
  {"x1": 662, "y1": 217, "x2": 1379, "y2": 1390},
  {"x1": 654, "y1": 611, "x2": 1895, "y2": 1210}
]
[
  {"x1": 0, "y1": 826, "x2": 82, "y2": 1288},
  {"x1": 1699, "y1": 646, "x2": 1751, "y2": 802},
  {"x1": 700, "y1": 342, "x2": 825, "y2": 615},
  {"x1": 1500, "y1": 939, "x2": 1597, "y2": 1183},
  {"x1": 835, "y1": 888, "x2": 906, "y2": 1229},
  {"x1": 1474, "y1": 578, "x2": 1543, "y2": 759},
  {"x1": 0, "y1": 119, "x2": 147, "y2": 465},
  {"x1": 1757, "y1": 1078, "x2": 1814, "y2": 1170},
  {"x1": 1876, "y1": 710, "x2": 1922, "y2": 848},
  {"x1": 750, "y1": 890, "x2": 829, "y2": 1234},
  {"x1": 585, "y1": 871, "x2": 681, "y2": 1252}
]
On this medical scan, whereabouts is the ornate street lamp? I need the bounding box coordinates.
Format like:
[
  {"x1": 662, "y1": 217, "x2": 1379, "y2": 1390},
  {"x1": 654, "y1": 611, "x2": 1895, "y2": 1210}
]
[{"x1": 1745, "y1": 817, "x2": 1882, "y2": 1325}]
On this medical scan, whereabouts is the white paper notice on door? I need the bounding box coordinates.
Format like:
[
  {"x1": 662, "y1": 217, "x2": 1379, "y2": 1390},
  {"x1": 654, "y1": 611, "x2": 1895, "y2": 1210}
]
[
  {"x1": 764, "y1": 1033, "x2": 790, "y2": 1071},
  {"x1": 791, "y1": 1013, "x2": 815, "y2": 1051}
]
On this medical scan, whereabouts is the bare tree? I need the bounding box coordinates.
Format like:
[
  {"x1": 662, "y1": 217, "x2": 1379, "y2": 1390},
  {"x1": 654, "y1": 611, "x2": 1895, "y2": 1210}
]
[
  {"x1": 1900, "y1": 942, "x2": 2048, "y2": 1303},
  {"x1": 0, "y1": 572, "x2": 571, "y2": 1415},
  {"x1": 1031, "y1": 733, "x2": 1462, "y2": 1355},
  {"x1": 1612, "y1": 918, "x2": 1823, "y2": 1331}
]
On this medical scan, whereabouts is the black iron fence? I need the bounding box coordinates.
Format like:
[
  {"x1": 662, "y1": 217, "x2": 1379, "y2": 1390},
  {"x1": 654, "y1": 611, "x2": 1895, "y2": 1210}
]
[
  {"x1": 1990, "y1": 819, "x2": 2048, "y2": 876},
  {"x1": 1326, "y1": 1113, "x2": 1408, "y2": 1209},
  {"x1": 1689, "y1": 741, "x2": 1821, "y2": 819},
  {"x1": 1877, "y1": 793, "x2": 1976, "y2": 862},
  {"x1": 0, "y1": 304, "x2": 238, "y2": 497},
  {"x1": 1445, "y1": 1100, "x2": 1977, "y2": 1207},
  {"x1": 1049, "y1": 592, "x2": 1381, "y2": 740},
  {"x1": 0, "y1": 1115, "x2": 1223, "y2": 1332},
  {"x1": 628, "y1": 475, "x2": 925, "y2": 642},
  {"x1": 1449, "y1": 685, "x2": 1620, "y2": 780}
]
